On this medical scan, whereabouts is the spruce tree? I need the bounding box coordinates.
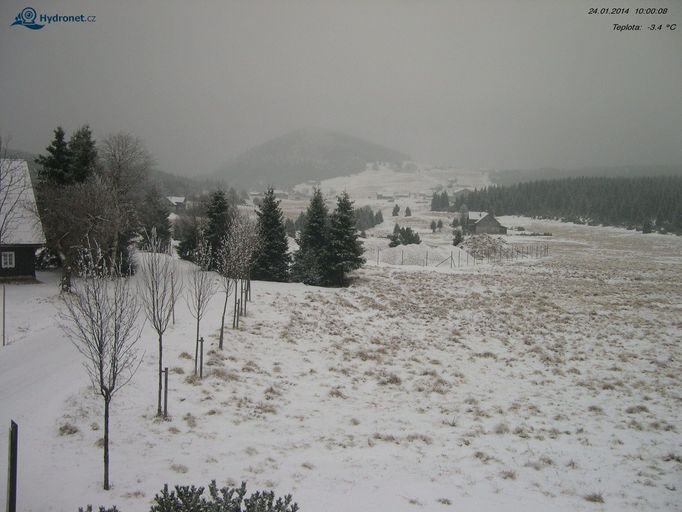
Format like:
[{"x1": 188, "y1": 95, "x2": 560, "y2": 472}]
[
  {"x1": 68, "y1": 125, "x2": 98, "y2": 183},
  {"x1": 138, "y1": 187, "x2": 172, "y2": 247},
  {"x1": 430, "y1": 220, "x2": 437, "y2": 233},
  {"x1": 292, "y1": 188, "x2": 329, "y2": 285},
  {"x1": 327, "y1": 192, "x2": 365, "y2": 286},
  {"x1": 437, "y1": 219, "x2": 443, "y2": 231},
  {"x1": 284, "y1": 218, "x2": 296, "y2": 237},
  {"x1": 206, "y1": 190, "x2": 232, "y2": 265},
  {"x1": 36, "y1": 126, "x2": 73, "y2": 185},
  {"x1": 405, "y1": 206, "x2": 412, "y2": 217},
  {"x1": 252, "y1": 188, "x2": 291, "y2": 282},
  {"x1": 392, "y1": 204, "x2": 400, "y2": 216},
  {"x1": 375, "y1": 210, "x2": 384, "y2": 224}
]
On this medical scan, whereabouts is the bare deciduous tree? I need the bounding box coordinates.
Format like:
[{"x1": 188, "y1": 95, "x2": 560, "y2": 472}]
[
  {"x1": 99, "y1": 132, "x2": 153, "y2": 201},
  {"x1": 98, "y1": 132, "x2": 153, "y2": 265},
  {"x1": 215, "y1": 234, "x2": 236, "y2": 350},
  {"x1": 138, "y1": 228, "x2": 181, "y2": 416},
  {"x1": 37, "y1": 175, "x2": 122, "y2": 291},
  {"x1": 185, "y1": 227, "x2": 216, "y2": 373},
  {"x1": 0, "y1": 137, "x2": 30, "y2": 245},
  {"x1": 59, "y1": 247, "x2": 143, "y2": 491},
  {"x1": 215, "y1": 212, "x2": 259, "y2": 344}
]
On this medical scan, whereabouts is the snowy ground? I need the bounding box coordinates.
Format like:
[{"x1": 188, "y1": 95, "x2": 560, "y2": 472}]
[{"x1": 1, "y1": 217, "x2": 681, "y2": 511}]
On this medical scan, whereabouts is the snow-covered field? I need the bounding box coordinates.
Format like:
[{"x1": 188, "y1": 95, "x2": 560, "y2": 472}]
[
  {"x1": 292, "y1": 163, "x2": 490, "y2": 204},
  {"x1": 1, "y1": 218, "x2": 681, "y2": 511}
]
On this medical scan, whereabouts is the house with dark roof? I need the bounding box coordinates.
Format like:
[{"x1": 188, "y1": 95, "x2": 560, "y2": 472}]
[
  {"x1": 465, "y1": 211, "x2": 507, "y2": 235},
  {"x1": 0, "y1": 160, "x2": 46, "y2": 280}
]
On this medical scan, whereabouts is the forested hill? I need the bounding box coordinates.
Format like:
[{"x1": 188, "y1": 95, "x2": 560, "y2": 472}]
[
  {"x1": 217, "y1": 128, "x2": 409, "y2": 189},
  {"x1": 490, "y1": 165, "x2": 682, "y2": 186},
  {"x1": 453, "y1": 175, "x2": 682, "y2": 233}
]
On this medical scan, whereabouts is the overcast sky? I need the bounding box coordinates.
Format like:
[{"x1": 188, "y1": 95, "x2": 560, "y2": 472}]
[{"x1": 1, "y1": 0, "x2": 681, "y2": 176}]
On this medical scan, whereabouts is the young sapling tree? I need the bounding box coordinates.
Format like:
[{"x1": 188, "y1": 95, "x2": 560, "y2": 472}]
[
  {"x1": 186, "y1": 227, "x2": 216, "y2": 374},
  {"x1": 59, "y1": 247, "x2": 143, "y2": 490},
  {"x1": 138, "y1": 229, "x2": 181, "y2": 416}
]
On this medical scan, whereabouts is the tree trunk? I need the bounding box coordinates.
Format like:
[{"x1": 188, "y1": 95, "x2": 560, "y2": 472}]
[
  {"x1": 61, "y1": 265, "x2": 72, "y2": 293},
  {"x1": 219, "y1": 288, "x2": 229, "y2": 350},
  {"x1": 157, "y1": 333, "x2": 163, "y2": 416},
  {"x1": 194, "y1": 318, "x2": 200, "y2": 374},
  {"x1": 103, "y1": 398, "x2": 110, "y2": 490}
]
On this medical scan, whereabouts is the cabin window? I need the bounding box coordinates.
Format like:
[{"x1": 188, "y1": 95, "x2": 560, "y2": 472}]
[{"x1": 1, "y1": 251, "x2": 15, "y2": 269}]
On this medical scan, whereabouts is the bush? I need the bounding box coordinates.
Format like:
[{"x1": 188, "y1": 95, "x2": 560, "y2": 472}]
[
  {"x1": 151, "y1": 481, "x2": 299, "y2": 512},
  {"x1": 78, "y1": 507, "x2": 120, "y2": 512}
]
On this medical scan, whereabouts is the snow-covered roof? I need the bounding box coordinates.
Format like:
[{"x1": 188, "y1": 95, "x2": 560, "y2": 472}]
[
  {"x1": 166, "y1": 196, "x2": 185, "y2": 204},
  {"x1": 468, "y1": 211, "x2": 487, "y2": 222},
  {"x1": 0, "y1": 159, "x2": 45, "y2": 246}
]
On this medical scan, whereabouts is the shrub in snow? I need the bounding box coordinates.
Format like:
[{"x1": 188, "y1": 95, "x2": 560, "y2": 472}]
[{"x1": 151, "y1": 481, "x2": 299, "y2": 512}]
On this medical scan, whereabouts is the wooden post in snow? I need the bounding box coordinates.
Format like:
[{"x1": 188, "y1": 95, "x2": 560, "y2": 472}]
[
  {"x1": 163, "y1": 368, "x2": 169, "y2": 418},
  {"x1": 199, "y1": 338, "x2": 205, "y2": 379},
  {"x1": 170, "y1": 274, "x2": 175, "y2": 326},
  {"x1": 7, "y1": 420, "x2": 18, "y2": 512},
  {"x1": 2, "y1": 285, "x2": 5, "y2": 347}
]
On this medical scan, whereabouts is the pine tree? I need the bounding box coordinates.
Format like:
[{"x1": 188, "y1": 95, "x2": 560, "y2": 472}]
[
  {"x1": 292, "y1": 189, "x2": 329, "y2": 285},
  {"x1": 453, "y1": 229, "x2": 463, "y2": 246},
  {"x1": 327, "y1": 192, "x2": 365, "y2": 286},
  {"x1": 284, "y1": 218, "x2": 296, "y2": 237},
  {"x1": 392, "y1": 204, "x2": 400, "y2": 216},
  {"x1": 437, "y1": 219, "x2": 443, "y2": 231},
  {"x1": 405, "y1": 206, "x2": 412, "y2": 217},
  {"x1": 206, "y1": 190, "x2": 232, "y2": 265},
  {"x1": 68, "y1": 125, "x2": 98, "y2": 183},
  {"x1": 36, "y1": 126, "x2": 73, "y2": 185},
  {"x1": 430, "y1": 220, "x2": 437, "y2": 233},
  {"x1": 138, "y1": 187, "x2": 172, "y2": 247},
  {"x1": 375, "y1": 210, "x2": 384, "y2": 224},
  {"x1": 252, "y1": 188, "x2": 291, "y2": 282}
]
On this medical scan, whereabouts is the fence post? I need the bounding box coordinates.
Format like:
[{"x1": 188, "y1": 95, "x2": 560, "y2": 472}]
[
  {"x1": 376, "y1": 248, "x2": 379, "y2": 266},
  {"x1": 401, "y1": 250, "x2": 404, "y2": 266},
  {"x1": 242, "y1": 281, "x2": 247, "y2": 316},
  {"x1": 170, "y1": 275, "x2": 175, "y2": 326},
  {"x1": 7, "y1": 420, "x2": 18, "y2": 512},
  {"x1": 458, "y1": 251, "x2": 460, "y2": 267},
  {"x1": 199, "y1": 338, "x2": 204, "y2": 379},
  {"x1": 425, "y1": 251, "x2": 428, "y2": 267},
  {"x1": 2, "y1": 285, "x2": 6, "y2": 347},
  {"x1": 450, "y1": 251, "x2": 453, "y2": 269},
  {"x1": 163, "y1": 368, "x2": 168, "y2": 418}
]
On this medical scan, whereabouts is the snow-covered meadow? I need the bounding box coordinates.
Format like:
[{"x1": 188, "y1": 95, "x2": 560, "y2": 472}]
[{"x1": 0, "y1": 217, "x2": 681, "y2": 511}]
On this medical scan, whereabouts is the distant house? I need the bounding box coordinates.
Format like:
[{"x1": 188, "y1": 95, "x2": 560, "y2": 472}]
[
  {"x1": 465, "y1": 211, "x2": 507, "y2": 235},
  {"x1": 165, "y1": 196, "x2": 186, "y2": 212},
  {"x1": 0, "y1": 160, "x2": 46, "y2": 280},
  {"x1": 376, "y1": 193, "x2": 395, "y2": 201}
]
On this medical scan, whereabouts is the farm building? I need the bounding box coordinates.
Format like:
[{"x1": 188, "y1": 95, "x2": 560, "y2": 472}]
[
  {"x1": 0, "y1": 160, "x2": 46, "y2": 280},
  {"x1": 466, "y1": 211, "x2": 507, "y2": 235},
  {"x1": 165, "y1": 196, "x2": 186, "y2": 212}
]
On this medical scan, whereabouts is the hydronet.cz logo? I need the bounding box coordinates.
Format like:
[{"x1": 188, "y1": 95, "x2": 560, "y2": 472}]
[{"x1": 11, "y1": 6, "x2": 96, "y2": 30}]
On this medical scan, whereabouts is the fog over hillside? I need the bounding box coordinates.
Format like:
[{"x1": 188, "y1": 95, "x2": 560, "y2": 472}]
[
  {"x1": 216, "y1": 128, "x2": 409, "y2": 189},
  {"x1": 1, "y1": 1, "x2": 680, "y2": 176}
]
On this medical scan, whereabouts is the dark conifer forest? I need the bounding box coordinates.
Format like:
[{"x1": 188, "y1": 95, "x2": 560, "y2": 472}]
[{"x1": 452, "y1": 176, "x2": 682, "y2": 233}]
